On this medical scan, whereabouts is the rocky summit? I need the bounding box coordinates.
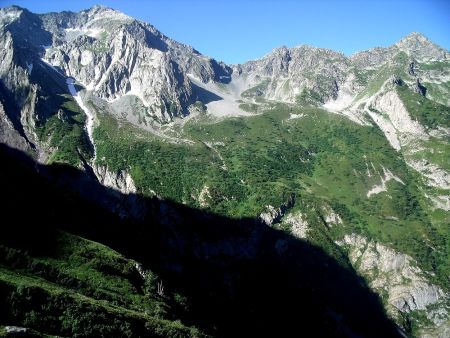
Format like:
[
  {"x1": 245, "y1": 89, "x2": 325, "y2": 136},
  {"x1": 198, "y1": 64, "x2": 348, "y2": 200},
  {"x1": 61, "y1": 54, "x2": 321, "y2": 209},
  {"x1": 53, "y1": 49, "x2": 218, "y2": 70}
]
[{"x1": 0, "y1": 4, "x2": 449, "y2": 338}]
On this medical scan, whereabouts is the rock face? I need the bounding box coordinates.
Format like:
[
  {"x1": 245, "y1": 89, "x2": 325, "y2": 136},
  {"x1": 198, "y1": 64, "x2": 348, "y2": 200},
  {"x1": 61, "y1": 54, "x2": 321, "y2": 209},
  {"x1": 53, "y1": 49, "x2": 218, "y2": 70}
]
[
  {"x1": 282, "y1": 211, "x2": 309, "y2": 239},
  {"x1": 412, "y1": 78, "x2": 427, "y2": 96},
  {"x1": 371, "y1": 89, "x2": 425, "y2": 139},
  {"x1": 321, "y1": 205, "x2": 343, "y2": 227},
  {"x1": 41, "y1": 6, "x2": 232, "y2": 122},
  {"x1": 337, "y1": 234, "x2": 449, "y2": 335},
  {"x1": 5, "y1": 326, "x2": 28, "y2": 334},
  {"x1": 198, "y1": 185, "x2": 212, "y2": 207},
  {"x1": 394, "y1": 32, "x2": 449, "y2": 62},
  {"x1": 0, "y1": 5, "x2": 232, "y2": 129},
  {"x1": 351, "y1": 32, "x2": 449, "y2": 69},
  {"x1": 234, "y1": 45, "x2": 352, "y2": 104},
  {"x1": 0, "y1": 101, "x2": 31, "y2": 154},
  {"x1": 93, "y1": 164, "x2": 136, "y2": 195},
  {"x1": 366, "y1": 166, "x2": 404, "y2": 198},
  {"x1": 406, "y1": 159, "x2": 450, "y2": 190},
  {"x1": 259, "y1": 194, "x2": 296, "y2": 226},
  {"x1": 90, "y1": 164, "x2": 146, "y2": 219}
]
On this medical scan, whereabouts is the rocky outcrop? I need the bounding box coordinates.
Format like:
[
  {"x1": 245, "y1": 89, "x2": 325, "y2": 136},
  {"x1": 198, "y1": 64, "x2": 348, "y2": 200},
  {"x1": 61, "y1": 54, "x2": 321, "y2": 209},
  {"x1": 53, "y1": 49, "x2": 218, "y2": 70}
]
[
  {"x1": 372, "y1": 88, "x2": 426, "y2": 138},
  {"x1": 93, "y1": 164, "x2": 136, "y2": 195},
  {"x1": 91, "y1": 164, "x2": 146, "y2": 219},
  {"x1": 43, "y1": 16, "x2": 193, "y2": 122},
  {"x1": 406, "y1": 159, "x2": 450, "y2": 190},
  {"x1": 367, "y1": 166, "x2": 404, "y2": 197},
  {"x1": 351, "y1": 32, "x2": 449, "y2": 69},
  {"x1": 198, "y1": 185, "x2": 212, "y2": 207},
  {"x1": 135, "y1": 262, "x2": 147, "y2": 280},
  {"x1": 282, "y1": 211, "x2": 309, "y2": 239},
  {"x1": 394, "y1": 32, "x2": 449, "y2": 62},
  {"x1": 321, "y1": 205, "x2": 343, "y2": 226},
  {"x1": 234, "y1": 45, "x2": 352, "y2": 104},
  {"x1": 1, "y1": 5, "x2": 232, "y2": 126},
  {"x1": 412, "y1": 78, "x2": 427, "y2": 96},
  {"x1": 0, "y1": 101, "x2": 31, "y2": 154},
  {"x1": 408, "y1": 61, "x2": 416, "y2": 76},
  {"x1": 5, "y1": 326, "x2": 28, "y2": 334},
  {"x1": 259, "y1": 194, "x2": 296, "y2": 226},
  {"x1": 259, "y1": 205, "x2": 282, "y2": 226},
  {"x1": 362, "y1": 79, "x2": 429, "y2": 151},
  {"x1": 390, "y1": 74, "x2": 404, "y2": 86},
  {"x1": 336, "y1": 234, "x2": 449, "y2": 335}
]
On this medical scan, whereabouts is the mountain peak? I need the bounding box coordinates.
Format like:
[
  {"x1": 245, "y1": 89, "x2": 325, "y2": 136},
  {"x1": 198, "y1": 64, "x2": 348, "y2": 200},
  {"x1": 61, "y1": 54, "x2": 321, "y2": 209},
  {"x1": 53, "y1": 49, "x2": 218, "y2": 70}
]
[
  {"x1": 398, "y1": 32, "x2": 430, "y2": 45},
  {"x1": 271, "y1": 45, "x2": 290, "y2": 55},
  {"x1": 0, "y1": 5, "x2": 28, "y2": 23},
  {"x1": 395, "y1": 32, "x2": 448, "y2": 61},
  {"x1": 81, "y1": 4, "x2": 130, "y2": 21},
  {"x1": 87, "y1": 4, "x2": 115, "y2": 13}
]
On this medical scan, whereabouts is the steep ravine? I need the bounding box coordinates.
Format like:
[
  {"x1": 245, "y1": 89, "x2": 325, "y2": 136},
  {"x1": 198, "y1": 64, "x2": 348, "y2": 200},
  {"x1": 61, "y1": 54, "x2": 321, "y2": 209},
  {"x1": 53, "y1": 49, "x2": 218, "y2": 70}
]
[{"x1": 66, "y1": 77, "x2": 96, "y2": 160}]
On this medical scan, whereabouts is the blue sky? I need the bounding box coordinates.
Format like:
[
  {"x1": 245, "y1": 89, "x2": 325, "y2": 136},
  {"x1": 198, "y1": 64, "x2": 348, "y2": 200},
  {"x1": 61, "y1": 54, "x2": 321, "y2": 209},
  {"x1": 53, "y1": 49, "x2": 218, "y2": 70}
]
[{"x1": 1, "y1": 0, "x2": 449, "y2": 64}]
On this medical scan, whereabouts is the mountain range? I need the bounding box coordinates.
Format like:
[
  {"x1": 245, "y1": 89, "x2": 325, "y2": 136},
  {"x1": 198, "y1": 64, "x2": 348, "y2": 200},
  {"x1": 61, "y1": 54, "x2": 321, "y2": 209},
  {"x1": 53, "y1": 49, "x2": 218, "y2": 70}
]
[{"x1": 0, "y1": 5, "x2": 449, "y2": 338}]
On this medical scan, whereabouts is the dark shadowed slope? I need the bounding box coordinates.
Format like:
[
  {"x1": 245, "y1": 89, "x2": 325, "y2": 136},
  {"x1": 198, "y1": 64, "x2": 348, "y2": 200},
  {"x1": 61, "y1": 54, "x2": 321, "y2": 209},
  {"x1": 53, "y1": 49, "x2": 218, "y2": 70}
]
[{"x1": 0, "y1": 144, "x2": 403, "y2": 337}]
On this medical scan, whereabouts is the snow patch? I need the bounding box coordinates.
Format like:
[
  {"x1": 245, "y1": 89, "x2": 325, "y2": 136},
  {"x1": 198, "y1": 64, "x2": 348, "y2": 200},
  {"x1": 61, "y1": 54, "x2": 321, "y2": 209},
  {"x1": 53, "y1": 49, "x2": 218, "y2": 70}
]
[
  {"x1": 80, "y1": 50, "x2": 94, "y2": 66},
  {"x1": 39, "y1": 58, "x2": 97, "y2": 159},
  {"x1": 66, "y1": 78, "x2": 97, "y2": 159},
  {"x1": 65, "y1": 27, "x2": 103, "y2": 39}
]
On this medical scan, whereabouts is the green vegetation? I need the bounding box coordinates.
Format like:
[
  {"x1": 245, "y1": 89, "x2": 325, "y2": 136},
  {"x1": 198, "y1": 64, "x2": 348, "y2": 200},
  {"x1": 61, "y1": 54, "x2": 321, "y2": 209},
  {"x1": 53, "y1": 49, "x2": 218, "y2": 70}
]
[
  {"x1": 354, "y1": 51, "x2": 412, "y2": 101},
  {"x1": 5, "y1": 45, "x2": 448, "y2": 336},
  {"x1": 87, "y1": 31, "x2": 110, "y2": 54},
  {"x1": 295, "y1": 88, "x2": 324, "y2": 105},
  {"x1": 192, "y1": 100, "x2": 207, "y2": 113},
  {"x1": 0, "y1": 231, "x2": 202, "y2": 337},
  {"x1": 418, "y1": 60, "x2": 450, "y2": 71},
  {"x1": 92, "y1": 100, "x2": 449, "y2": 294},
  {"x1": 353, "y1": 67, "x2": 376, "y2": 87},
  {"x1": 238, "y1": 102, "x2": 259, "y2": 112},
  {"x1": 36, "y1": 94, "x2": 92, "y2": 166},
  {"x1": 422, "y1": 81, "x2": 450, "y2": 106},
  {"x1": 28, "y1": 60, "x2": 93, "y2": 166},
  {"x1": 240, "y1": 78, "x2": 270, "y2": 98},
  {"x1": 396, "y1": 83, "x2": 450, "y2": 129}
]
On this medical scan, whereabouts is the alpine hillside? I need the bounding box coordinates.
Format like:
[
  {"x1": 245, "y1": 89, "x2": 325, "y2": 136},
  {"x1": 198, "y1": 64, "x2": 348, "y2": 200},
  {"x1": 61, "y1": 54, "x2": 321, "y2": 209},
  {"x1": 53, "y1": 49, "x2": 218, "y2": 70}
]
[{"x1": 0, "y1": 4, "x2": 449, "y2": 338}]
